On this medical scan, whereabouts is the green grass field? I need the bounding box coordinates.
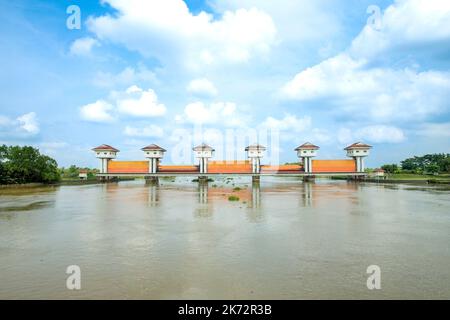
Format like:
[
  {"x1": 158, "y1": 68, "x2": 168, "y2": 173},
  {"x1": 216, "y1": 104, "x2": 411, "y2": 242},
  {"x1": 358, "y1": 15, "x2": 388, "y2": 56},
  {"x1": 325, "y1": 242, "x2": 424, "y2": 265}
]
[{"x1": 386, "y1": 173, "x2": 450, "y2": 181}]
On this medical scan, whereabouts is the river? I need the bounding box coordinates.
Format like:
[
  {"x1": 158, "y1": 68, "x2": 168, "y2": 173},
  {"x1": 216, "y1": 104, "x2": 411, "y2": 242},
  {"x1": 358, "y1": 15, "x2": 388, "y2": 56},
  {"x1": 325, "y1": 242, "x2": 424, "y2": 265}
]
[{"x1": 0, "y1": 178, "x2": 449, "y2": 299}]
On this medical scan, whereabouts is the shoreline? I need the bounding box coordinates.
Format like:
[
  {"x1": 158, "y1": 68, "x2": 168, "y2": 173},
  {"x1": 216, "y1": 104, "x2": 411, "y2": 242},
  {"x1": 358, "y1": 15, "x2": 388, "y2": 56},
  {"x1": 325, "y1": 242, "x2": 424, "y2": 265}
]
[{"x1": 2, "y1": 176, "x2": 450, "y2": 189}]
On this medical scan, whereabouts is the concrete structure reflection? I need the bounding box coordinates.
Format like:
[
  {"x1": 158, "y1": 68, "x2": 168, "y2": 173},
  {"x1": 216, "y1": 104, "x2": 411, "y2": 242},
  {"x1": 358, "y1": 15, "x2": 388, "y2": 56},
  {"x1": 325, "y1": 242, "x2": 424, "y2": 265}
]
[
  {"x1": 302, "y1": 182, "x2": 314, "y2": 207},
  {"x1": 148, "y1": 184, "x2": 160, "y2": 207}
]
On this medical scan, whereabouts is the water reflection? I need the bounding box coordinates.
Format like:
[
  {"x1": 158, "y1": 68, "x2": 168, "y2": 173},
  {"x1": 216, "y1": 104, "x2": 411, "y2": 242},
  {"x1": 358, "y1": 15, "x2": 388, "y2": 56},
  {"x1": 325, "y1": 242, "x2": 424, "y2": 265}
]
[
  {"x1": 1, "y1": 179, "x2": 450, "y2": 299},
  {"x1": 148, "y1": 184, "x2": 160, "y2": 207},
  {"x1": 251, "y1": 181, "x2": 261, "y2": 208},
  {"x1": 196, "y1": 181, "x2": 212, "y2": 217},
  {"x1": 301, "y1": 182, "x2": 314, "y2": 207}
]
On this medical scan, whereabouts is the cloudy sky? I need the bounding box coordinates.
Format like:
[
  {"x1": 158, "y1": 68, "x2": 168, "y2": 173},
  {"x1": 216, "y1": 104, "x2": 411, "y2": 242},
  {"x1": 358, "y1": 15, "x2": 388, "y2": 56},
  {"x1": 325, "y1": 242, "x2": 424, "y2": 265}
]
[{"x1": 1, "y1": 0, "x2": 449, "y2": 167}]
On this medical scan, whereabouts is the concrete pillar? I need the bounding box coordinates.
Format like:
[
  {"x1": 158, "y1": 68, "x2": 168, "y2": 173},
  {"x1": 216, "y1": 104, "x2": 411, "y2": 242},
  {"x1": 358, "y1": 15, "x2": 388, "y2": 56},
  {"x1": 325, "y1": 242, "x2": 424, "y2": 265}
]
[
  {"x1": 198, "y1": 176, "x2": 208, "y2": 184},
  {"x1": 251, "y1": 180, "x2": 261, "y2": 208},
  {"x1": 103, "y1": 159, "x2": 109, "y2": 174},
  {"x1": 355, "y1": 157, "x2": 361, "y2": 172},
  {"x1": 145, "y1": 176, "x2": 159, "y2": 185},
  {"x1": 360, "y1": 157, "x2": 365, "y2": 172},
  {"x1": 303, "y1": 157, "x2": 311, "y2": 173},
  {"x1": 198, "y1": 181, "x2": 208, "y2": 204}
]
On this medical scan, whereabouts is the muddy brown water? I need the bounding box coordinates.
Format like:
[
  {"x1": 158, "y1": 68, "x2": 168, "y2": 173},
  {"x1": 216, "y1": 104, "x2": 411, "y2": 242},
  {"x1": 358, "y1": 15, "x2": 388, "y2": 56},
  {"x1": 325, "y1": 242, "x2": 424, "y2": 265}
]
[{"x1": 0, "y1": 177, "x2": 449, "y2": 299}]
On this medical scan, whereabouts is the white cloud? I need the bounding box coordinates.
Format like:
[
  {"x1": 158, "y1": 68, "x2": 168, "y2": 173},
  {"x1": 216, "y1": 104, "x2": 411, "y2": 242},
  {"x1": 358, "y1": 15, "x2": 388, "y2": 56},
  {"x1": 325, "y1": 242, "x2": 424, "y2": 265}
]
[
  {"x1": 70, "y1": 37, "x2": 99, "y2": 56},
  {"x1": 281, "y1": 0, "x2": 450, "y2": 127},
  {"x1": 211, "y1": 0, "x2": 342, "y2": 43},
  {"x1": 88, "y1": 0, "x2": 276, "y2": 68},
  {"x1": 16, "y1": 112, "x2": 39, "y2": 135},
  {"x1": 176, "y1": 101, "x2": 245, "y2": 126},
  {"x1": 79, "y1": 86, "x2": 166, "y2": 122},
  {"x1": 260, "y1": 114, "x2": 312, "y2": 133},
  {"x1": 338, "y1": 125, "x2": 405, "y2": 144},
  {"x1": 116, "y1": 86, "x2": 166, "y2": 117},
  {"x1": 417, "y1": 122, "x2": 450, "y2": 138},
  {"x1": 92, "y1": 65, "x2": 158, "y2": 88},
  {"x1": 0, "y1": 112, "x2": 40, "y2": 138},
  {"x1": 80, "y1": 100, "x2": 115, "y2": 123},
  {"x1": 187, "y1": 78, "x2": 218, "y2": 97},
  {"x1": 38, "y1": 142, "x2": 68, "y2": 155},
  {"x1": 124, "y1": 125, "x2": 164, "y2": 138},
  {"x1": 350, "y1": 0, "x2": 450, "y2": 60},
  {"x1": 282, "y1": 53, "x2": 450, "y2": 123}
]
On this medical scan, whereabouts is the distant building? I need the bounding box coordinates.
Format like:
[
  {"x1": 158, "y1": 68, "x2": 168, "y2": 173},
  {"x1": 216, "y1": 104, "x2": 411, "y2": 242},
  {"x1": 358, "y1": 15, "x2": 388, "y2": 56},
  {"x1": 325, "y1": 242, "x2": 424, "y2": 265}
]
[
  {"x1": 142, "y1": 144, "x2": 166, "y2": 173},
  {"x1": 345, "y1": 142, "x2": 372, "y2": 173},
  {"x1": 79, "y1": 169, "x2": 88, "y2": 180},
  {"x1": 92, "y1": 144, "x2": 120, "y2": 174},
  {"x1": 372, "y1": 168, "x2": 386, "y2": 178},
  {"x1": 245, "y1": 144, "x2": 266, "y2": 174},
  {"x1": 295, "y1": 142, "x2": 319, "y2": 174},
  {"x1": 193, "y1": 143, "x2": 215, "y2": 173}
]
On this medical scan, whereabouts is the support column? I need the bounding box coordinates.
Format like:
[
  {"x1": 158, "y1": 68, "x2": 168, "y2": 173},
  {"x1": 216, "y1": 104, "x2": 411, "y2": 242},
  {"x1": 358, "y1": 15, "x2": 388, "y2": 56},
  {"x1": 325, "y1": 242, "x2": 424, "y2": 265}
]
[
  {"x1": 303, "y1": 157, "x2": 309, "y2": 173},
  {"x1": 204, "y1": 158, "x2": 208, "y2": 173},
  {"x1": 360, "y1": 158, "x2": 365, "y2": 172},
  {"x1": 355, "y1": 157, "x2": 362, "y2": 172},
  {"x1": 309, "y1": 158, "x2": 313, "y2": 174},
  {"x1": 251, "y1": 180, "x2": 261, "y2": 208},
  {"x1": 145, "y1": 176, "x2": 159, "y2": 185},
  {"x1": 104, "y1": 159, "x2": 109, "y2": 174}
]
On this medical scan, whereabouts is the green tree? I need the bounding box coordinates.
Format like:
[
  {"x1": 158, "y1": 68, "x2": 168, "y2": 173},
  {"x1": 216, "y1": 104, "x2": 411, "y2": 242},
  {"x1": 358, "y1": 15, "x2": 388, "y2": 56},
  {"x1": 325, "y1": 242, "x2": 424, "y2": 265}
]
[
  {"x1": 0, "y1": 145, "x2": 60, "y2": 184},
  {"x1": 425, "y1": 163, "x2": 440, "y2": 175},
  {"x1": 381, "y1": 164, "x2": 399, "y2": 174}
]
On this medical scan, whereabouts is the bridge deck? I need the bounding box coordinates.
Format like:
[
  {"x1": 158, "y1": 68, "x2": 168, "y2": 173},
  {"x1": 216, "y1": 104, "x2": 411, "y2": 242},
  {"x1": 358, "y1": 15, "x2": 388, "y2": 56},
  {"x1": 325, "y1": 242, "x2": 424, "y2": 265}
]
[
  {"x1": 96, "y1": 172, "x2": 367, "y2": 177},
  {"x1": 102, "y1": 160, "x2": 363, "y2": 177}
]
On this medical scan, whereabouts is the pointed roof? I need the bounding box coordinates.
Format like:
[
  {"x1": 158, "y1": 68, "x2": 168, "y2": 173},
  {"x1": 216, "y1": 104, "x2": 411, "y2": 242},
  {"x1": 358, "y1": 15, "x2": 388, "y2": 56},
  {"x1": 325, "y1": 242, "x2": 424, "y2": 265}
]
[
  {"x1": 245, "y1": 144, "x2": 266, "y2": 151},
  {"x1": 295, "y1": 142, "x2": 320, "y2": 151},
  {"x1": 142, "y1": 144, "x2": 166, "y2": 152},
  {"x1": 344, "y1": 142, "x2": 373, "y2": 150},
  {"x1": 193, "y1": 143, "x2": 215, "y2": 151},
  {"x1": 92, "y1": 144, "x2": 120, "y2": 152}
]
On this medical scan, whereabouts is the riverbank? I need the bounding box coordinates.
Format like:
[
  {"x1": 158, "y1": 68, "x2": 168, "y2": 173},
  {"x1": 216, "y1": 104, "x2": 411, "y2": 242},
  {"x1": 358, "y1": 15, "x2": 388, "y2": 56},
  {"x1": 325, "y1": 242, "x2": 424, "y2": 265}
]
[
  {"x1": 0, "y1": 178, "x2": 136, "y2": 189},
  {"x1": 331, "y1": 173, "x2": 450, "y2": 184}
]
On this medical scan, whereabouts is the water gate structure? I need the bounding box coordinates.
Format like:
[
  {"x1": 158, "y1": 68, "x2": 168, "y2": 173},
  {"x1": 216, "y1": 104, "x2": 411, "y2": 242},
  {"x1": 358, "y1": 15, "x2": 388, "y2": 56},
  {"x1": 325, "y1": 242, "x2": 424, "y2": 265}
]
[{"x1": 92, "y1": 142, "x2": 372, "y2": 183}]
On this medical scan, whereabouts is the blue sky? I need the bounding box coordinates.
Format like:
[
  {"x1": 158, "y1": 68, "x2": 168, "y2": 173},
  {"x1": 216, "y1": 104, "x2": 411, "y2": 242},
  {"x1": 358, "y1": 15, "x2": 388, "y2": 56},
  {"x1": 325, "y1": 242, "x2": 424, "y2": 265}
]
[{"x1": 1, "y1": 0, "x2": 449, "y2": 167}]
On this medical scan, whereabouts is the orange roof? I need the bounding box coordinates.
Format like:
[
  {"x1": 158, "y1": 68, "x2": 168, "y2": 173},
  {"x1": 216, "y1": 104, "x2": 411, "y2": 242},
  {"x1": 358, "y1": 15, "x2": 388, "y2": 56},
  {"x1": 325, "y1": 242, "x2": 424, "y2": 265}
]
[
  {"x1": 92, "y1": 144, "x2": 119, "y2": 152},
  {"x1": 295, "y1": 142, "x2": 319, "y2": 150},
  {"x1": 193, "y1": 143, "x2": 215, "y2": 151},
  {"x1": 245, "y1": 144, "x2": 266, "y2": 151},
  {"x1": 344, "y1": 142, "x2": 372, "y2": 150},
  {"x1": 142, "y1": 144, "x2": 166, "y2": 152}
]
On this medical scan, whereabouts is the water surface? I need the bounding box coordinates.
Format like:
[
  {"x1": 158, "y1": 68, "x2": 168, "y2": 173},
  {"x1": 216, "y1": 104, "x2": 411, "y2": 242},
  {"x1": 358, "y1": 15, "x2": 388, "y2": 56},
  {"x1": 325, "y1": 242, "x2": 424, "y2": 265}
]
[{"x1": 0, "y1": 178, "x2": 449, "y2": 299}]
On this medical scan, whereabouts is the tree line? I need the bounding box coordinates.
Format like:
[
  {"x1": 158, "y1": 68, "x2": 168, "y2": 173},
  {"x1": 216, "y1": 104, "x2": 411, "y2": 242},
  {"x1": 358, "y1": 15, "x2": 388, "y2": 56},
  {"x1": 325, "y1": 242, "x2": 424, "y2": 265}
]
[
  {"x1": 0, "y1": 145, "x2": 60, "y2": 184},
  {"x1": 382, "y1": 153, "x2": 450, "y2": 175},
  {"x1": 0, "y1": 145, "x2": 99, "y2": 185}
]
